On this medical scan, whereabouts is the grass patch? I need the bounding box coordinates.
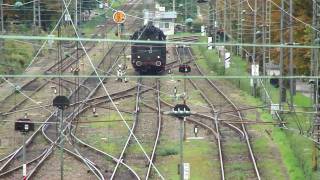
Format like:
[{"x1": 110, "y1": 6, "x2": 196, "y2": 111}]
[
  {"x1": 158, "y1": 147, "x2": 179, "y2": 156},
  {"x1": 80, "y1": 14, "x2": 107, "y2": 37},
  {"x1": 187, "y1": 90, "x2": 206, "y2": 106},
  {"x1": 156, "y1": 139, "x2": 218, "y2": 180},
  {"x1": 83, "y1": 112, "x2": 133, "y2": 155}
]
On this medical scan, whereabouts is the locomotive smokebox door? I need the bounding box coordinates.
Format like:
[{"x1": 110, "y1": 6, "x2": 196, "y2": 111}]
[
  {"x1": 15, "y1": 118, "x2": 34, "y2": 132},
  {"x1": 179, "y1": 65, "x2": 191, "y2": 73}
]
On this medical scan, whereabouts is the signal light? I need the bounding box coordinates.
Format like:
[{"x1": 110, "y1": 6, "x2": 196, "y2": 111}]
[
  {"x1": 15, "y1": 119, "x2": 34, "y2": 132},
  {"x1": 270, "y1": 78, "x2": 279, "y2": 88},
  {"x1": 172, "y1": 104, "x2": 191, "y2": 118},
  {"x1": 179, "y1": 64, "x2": 191, "y2": 73},
  {"x1": 53, "y1": 96, "x2": 70, "y2": 110}
]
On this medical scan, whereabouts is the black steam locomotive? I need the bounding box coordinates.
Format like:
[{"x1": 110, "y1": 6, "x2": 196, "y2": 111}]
[{"x1": 131, "y1": 24, "x2": 166, "y2": 73}]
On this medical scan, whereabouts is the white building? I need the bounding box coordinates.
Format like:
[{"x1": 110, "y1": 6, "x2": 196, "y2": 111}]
[
  {"x1": 265, "y1": 63, "x2": 280, "y2": 76},
  {"x1": 144, "y1": 10, "x2": 177, "y2": 35}
]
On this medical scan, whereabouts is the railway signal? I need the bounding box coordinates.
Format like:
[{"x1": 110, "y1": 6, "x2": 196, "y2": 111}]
[
  {"x1": 53, "y1": 96, "x2": 70, "y2": 110},
  {"x1": 179, "y1": 64, "x2": 191, "y2": 73},
  {"x1": 270, "y1": 78, "x2": 279, "y2": 88},
  {"x1": 15, "y1": 118, "x2": 34, "y2": 133},
  {"x1": 15, "y1": 118, "x2": 34, "y2": 180},
  {"x1": 171, "y1": 104, "x2": 191, "y2": 180},
  {"x1": 172, "y1": 104, "x2": 191, "y2": 118},
  {"x1": 52, "y1": 95, "x2": 69, "y2": 180}
]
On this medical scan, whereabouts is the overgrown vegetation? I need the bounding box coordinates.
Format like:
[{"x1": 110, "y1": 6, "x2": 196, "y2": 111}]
[
  {"x1": 0, "y1": 40, "x2": 33, "y2": 74},
  {"x1": 2, "y1": 0, "x2": 98, "y2": 31}
]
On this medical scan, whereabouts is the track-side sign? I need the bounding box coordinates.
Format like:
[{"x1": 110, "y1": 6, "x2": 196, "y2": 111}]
[
  {"x1": 113, "y1": 11, "x2": 126, "y2": 24},
  {"x1": 224, "y1": 52, "x2": 231, "y2": 69},
  {"x1": 270, "y1": 104, "x2": 280, "y2": 115},
  {"x1": 183, "y1": 163, "x2": 190, "y2": 180},
  {"x1": 250, "y1": 64, "x2": 259, "y2": 87}
]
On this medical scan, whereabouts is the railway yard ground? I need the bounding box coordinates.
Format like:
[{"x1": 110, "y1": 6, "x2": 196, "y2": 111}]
[{"x1": 1, "y1": 0, "x2": 320, "y2": 180}]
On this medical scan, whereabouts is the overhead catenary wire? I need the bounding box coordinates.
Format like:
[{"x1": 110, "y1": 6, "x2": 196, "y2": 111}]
[{"x1": 1, "y1": 35, "x2": 319, "y2": 48}]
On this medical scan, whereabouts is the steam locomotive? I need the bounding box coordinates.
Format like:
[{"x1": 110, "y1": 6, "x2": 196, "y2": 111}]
[{"x1": 131, "y1": 23, "x2": 166, "y2": 73}]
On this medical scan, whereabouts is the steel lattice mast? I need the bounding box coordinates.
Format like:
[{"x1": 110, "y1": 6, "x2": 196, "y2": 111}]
[{"x1": 312, "y1": 0, "x2": 320, "y2": 172}]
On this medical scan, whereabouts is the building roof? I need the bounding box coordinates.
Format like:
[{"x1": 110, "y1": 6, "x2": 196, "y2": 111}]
[
  {"x1": 265, "y1": 63, "x2": 280, "y2": 70},
  {"x1": 155, "y1": 11, "x2": 177, "y2": 19},
  {"x1": 144, "y1": 11, "x2": 177, "y2": 20}
]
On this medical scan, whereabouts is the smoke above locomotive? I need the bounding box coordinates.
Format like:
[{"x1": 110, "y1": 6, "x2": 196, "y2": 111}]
[{"x1": 131, "y1": 23, "x2": 167, "y2": 74}]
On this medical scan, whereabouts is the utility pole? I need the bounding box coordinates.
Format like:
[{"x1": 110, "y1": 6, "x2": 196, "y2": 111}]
[
  {"x1": 184, "y1": 0, "x2": 187, "y2": 21},
  {"x1": 0, "y1": 0, "x2": 3, "y2": 33},
  {"x1": 237, "y1": 0, "x2": 243, "y2": 56},
  {"x1": 223, "y1": 0, "x2": 226, "y2": 43},
  {"x1": 208, "y1": 0, "x2": 216, "y2": 43},
  {"x1": 261, "y1": 0, "x2": 268, "y2": 103},
  {"x1": 173, "y1": 0, "x2": 175, "y2": 12},
  {"x1": 214, "y1": 0, "x2": 219, "y2": 43},
  {"x1": 279, "y1": 0, "x2": 285, "y2": 111},
  {"x1": 252, "y1": 0, "x2": 257, "y2": 97},
  {"x1": 179, "y1": 117, "x2": 184, "y2": 180},
  {"x1": 212, "y1": 0, "x2": 216, "y2": 44},
  {"x1": 33, "y1": 0, "x2": 36, "y2": 31},
  {"x1": 59, "y1": 110, "x2": 65, "y2": 180},
  {"x1": 22, "y1": 132, "x2": 26, "y2": 180},
  {"x1": 38, "y1": 0, "x2": 41, "y2": 28},
  {"x1": 312, "y1": 0, "x2": 320, "y2": 172},
  {"x1": 289, "y1": 0, "x2": 294, "y2": 111},
  {"x1": 75, "y1": 0, "x2": 77, "y2": 28}
]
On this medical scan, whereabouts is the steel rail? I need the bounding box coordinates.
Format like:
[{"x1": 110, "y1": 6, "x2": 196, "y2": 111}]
[
  {"x1": 110, "y1": 78, "x2": 142, "y2": 180},
  {"x1": 0, "y1": 149, "x2": 47, "y2": 177},
  {"x1": 175, "y1": 46, "x2": 225, "y2": 180},
  {"x1": 70, "y1": 132, "x2": 140, "y2": 179},
  {"x1": 0, "y1": 1, "x2": 140, "y2": 178},
  {"x1": 145, "y1": 79, "x2": 162, "y2": 180},
  {"x1": 187, "y1": 48, "x2": 261, "y2": 180},
  {"x1": 30, "y1": 43, "x2": 128, "y2": 179},
  {"x1": 142, "y1": 101, "x2": 219, "y2": 139},
  {"x1": 39, "y1": 123, "x2": 105, "y2": 180},
  {"x1": 0, "y1": 43, "x2": 123, "y2": 177}
]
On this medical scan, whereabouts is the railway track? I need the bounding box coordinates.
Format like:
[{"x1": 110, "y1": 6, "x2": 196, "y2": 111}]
[
  {"x1": 0, "y1": 41, "x2": 124, "y2": 180},
  {"x1": 34, "y1": 40, "x2": 133, "y2": 179},
  {"x1": 0, "y1": 0, "x2": 143, "y2": 177},
  {"x1": 0, "y1": 0, "x2": 140, "y2": 115},
  {"x1": 0, "y1": 37, "x2": 96, "y2": 114},
  {"x1": 174, "y1": 45, "x2": 261, "y2": 179},
  {"x1": 111, "y1": 78, "x2": 163, "y2": 179}
]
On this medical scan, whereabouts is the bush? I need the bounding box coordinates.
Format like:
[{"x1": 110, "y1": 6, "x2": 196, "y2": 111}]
[{"x1": 158, "y1": 147, "x2": 179, "y2": 156}]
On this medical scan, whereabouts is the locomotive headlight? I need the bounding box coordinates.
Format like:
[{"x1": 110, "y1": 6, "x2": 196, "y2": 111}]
[
  {"x1": 157, "y1": 56, "x2": 160, "y2": 59},
  {"x1": 137, "y1": 56, "x2": 141, "y2": 59}
]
